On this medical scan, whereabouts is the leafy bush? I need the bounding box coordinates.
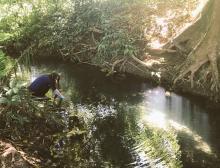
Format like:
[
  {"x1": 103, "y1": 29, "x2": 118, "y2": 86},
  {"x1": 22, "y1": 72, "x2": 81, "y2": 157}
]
[
  {"x1": 0, "y1": 77, "x2": 76, "y2": 141},
  {"x1": 0, "y1": 50, "x2": 14, "y2": 78},
  {"x1": 1, "y1": 0, "x2": 148, "y2": 71},
  {"x1": 0, "y1": 78, "x2": 33, "y2": 127}
]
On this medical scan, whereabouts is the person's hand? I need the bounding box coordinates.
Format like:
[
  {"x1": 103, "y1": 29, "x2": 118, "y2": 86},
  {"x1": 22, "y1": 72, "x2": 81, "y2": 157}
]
[{"x1": 53, "y1": 89, "x2": 64, "y2": 99}]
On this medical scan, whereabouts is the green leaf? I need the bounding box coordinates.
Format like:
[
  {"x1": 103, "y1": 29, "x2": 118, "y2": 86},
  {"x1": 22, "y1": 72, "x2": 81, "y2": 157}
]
[
  {"x1": 13, "y1": 87, "x2": 19, "y2": 94},
  {"x1": 11, "y1": 95, "x2": 20, "y2": 102},
  {"x1": 9, "y1": 79, "x2": 17, "y2": 88},
  {"x1": 3, "y1": 87, "x2": 9, "y2": 91},
  {"x1": 6, "y1": 89, "x2": 13, "y2": 96},
  {"x1": 124, "y1": 48, "x2": 129, "y2": 56},
  {"x1": 0, "y1": 97, "x2": 9, "y2": 104}
]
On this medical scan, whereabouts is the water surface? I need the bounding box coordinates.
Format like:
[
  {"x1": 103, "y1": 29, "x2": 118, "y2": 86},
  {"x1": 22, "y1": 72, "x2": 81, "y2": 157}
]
[{"x1": 29, "y1": 63, "x2": 220, "y2": 168}]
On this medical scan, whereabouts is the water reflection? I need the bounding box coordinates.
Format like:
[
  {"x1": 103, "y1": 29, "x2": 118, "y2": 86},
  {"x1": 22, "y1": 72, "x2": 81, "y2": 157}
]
[
  {"x1": 28, "y1": 63, "x2": 220, "y2": 167},
  {"x1": 141, "y1": 87, "x2": 211, "y2": 143}
]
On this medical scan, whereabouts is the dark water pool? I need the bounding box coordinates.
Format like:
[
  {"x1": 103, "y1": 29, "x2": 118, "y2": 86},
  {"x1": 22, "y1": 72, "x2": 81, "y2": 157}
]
[{"x1": 28, "y1": 63, "x2": 220, "y2": 168}]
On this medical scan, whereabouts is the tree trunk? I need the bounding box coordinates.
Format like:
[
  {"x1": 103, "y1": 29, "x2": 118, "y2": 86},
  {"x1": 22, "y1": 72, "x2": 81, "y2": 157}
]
[{"x1": 169, "y1": 0, "x2": 220, "y2": 98}]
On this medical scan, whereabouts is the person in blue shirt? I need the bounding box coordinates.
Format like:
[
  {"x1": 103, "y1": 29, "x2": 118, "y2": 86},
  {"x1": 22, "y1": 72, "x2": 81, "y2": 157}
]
[{"x1": 29, "y1": 72, "x2": 64, "y2": 105}]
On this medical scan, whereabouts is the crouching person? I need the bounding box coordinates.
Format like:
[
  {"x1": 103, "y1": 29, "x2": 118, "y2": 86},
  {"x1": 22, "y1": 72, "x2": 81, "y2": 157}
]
[{"x1": 28, "y1": 72, "x2": 64, "y2": 106}]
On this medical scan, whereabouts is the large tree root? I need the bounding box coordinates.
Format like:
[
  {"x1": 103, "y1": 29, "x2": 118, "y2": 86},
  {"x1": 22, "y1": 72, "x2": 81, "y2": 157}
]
[
  {"x1": 173, "y1": 56, "x2": 209, "y2": 88},
  {"x1": 207, "y1": 48, "x2": 220, "y2": 91},
  {"x1": 173, "y1": 47, "x2": 220, "y2": 92},
  {"x1": 172, "y1": 0, "x2": 220, "y2": 94}
]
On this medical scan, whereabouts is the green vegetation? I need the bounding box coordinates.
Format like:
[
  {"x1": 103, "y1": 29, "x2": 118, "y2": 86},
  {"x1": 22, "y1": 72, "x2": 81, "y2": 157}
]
[
  {"x1": 142, "y1": 126, "x2": 182, "y2": 167},
  {"x1": 0, "y1": 77, "x2": 88, "y2": 167},
  {"x1": 0, "y1": 0, "x2": 199, "y2": 73},
  {"x1": 3, "y1": 0, "x2": 217, "y2": 167},
  {"x1": 0, "y1": 50, "x2": 14, "y2": 78},
  {"x1": 1, "y1": 0, "x2": 147, "y2": 70}
]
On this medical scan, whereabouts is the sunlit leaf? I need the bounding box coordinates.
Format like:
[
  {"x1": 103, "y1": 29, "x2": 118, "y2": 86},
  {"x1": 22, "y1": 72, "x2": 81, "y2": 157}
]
[
  {"x1": 11, "y1": 95, "x2": 20, "y2": 102},
  {"x1": 13, "y1": 87, "x2": 19, "y2": 94},
  {"x1": 9, "y1": 79, "x2": 17, "y2": 88}
]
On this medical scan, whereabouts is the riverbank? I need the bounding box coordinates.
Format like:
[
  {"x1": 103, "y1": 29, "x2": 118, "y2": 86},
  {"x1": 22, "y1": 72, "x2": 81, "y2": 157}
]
[
  {"x1": 118, "y1": 50, "x2": 220, "y2": 109},
  {"x1": 14, "y1": 63, "x2": 220, "y2": 167},
  {"x1": 2, "y1": 62, "x2": 220, "y2": 167},
  {"x1": 34, "y1": 54, "x2": 220, "y2": 110},
  {"x1": 3, "y1": 0, "x2": 218, "y2": 108},
  {"x1": 0, "y1": 80, "x2": 88, "y2": 167}
]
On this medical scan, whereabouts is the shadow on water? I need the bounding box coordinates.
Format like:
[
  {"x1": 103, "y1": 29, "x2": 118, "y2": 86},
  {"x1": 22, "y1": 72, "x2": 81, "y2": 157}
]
[{"x1": 26, "y1": 62, "x2": 220, "y2": 168}]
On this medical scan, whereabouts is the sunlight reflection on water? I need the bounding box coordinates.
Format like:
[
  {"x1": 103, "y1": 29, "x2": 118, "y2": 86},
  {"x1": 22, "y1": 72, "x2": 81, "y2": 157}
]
[
  {"x1": 142, "y1": 86, "x2": 210, "y2": 139},
  {"x1": 143, "y1": 110, "x2": 167, "y2": 129},
  {"x1": 139, "y1": 86, "x2": 213, "y2": 155}
]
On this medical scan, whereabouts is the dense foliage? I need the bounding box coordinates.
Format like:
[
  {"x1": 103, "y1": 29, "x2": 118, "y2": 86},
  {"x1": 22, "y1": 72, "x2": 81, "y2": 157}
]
[
  {"x1": 0, "y1": 77, "x2": 88, "y2": 167},
  {"x1": 0, "y1": 0, "x2": 199, "y2": 77},
  {"x1": 0, "y1": 0, "x2": 202, "y2": 166},
  {"x1": 0, "y1": 50, "x2": 15, "y2": 80},
  {"x1": 1, "y1": 0, "x2": 147, "y2": 70}
]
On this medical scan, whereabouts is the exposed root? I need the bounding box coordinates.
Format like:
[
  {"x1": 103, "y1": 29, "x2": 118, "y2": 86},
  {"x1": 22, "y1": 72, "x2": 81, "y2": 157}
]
[
  {"x1": 131, "y1": 55, "x2": 157, "y2": 71},
  {"x1": 172, "y1": 11, "x2": 219, "y2": 91},
  {"x1": 119, "y1": 59, "x2": 127, "y2": 72},
  {"x1": 172, "y1": 40, "x2": 188, "y2": 53},
  {"x1": 174, "y1": 48, "x2": 220, "y2": 92},
  {"x1": 111, "y1": 58, "x2": 125, "y2": 73},
  {"x1": 1, "y1": 142, "x2": 16, "y2": 162},
  {"x1": 207, "y1": 49, "x2": 220, "y2": 92},
  {"x1": 187, "y1": 26, "x2": 210, "y2": 59},
  {"x1": 147, "y1": 48, "x2": 177, "y2": 54},
  {"x1": 127, "y1": 61, "x2": 147, "y2": 74},
  {"x1": 173, "y1": 56, "x2": 209, "y2": 88},
  {"x1": 0, "y1": 140, "x2": 40, "y2": 167}
]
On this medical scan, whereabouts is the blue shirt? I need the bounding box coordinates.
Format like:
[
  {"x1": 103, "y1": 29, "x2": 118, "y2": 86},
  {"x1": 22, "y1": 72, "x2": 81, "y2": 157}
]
[{"x1": 29, "y1": 75, "x2": 55, "y2": 97}]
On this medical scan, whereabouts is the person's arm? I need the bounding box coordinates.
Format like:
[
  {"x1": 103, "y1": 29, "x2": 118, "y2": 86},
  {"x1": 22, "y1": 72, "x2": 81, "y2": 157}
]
[
  {"x1": 53, "y1": 89, "x2": 64, "y2": 99},
  {"x1": 51, "y1": 78, "x2": 64, "y2": 99},
  {"x1": 57, "y1": 76, "x2": 60, "y2": 89}
]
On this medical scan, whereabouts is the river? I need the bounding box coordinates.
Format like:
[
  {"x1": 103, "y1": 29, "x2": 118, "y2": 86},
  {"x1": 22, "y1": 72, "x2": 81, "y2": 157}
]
[{"x1": 28, "y1": 62, "x2": 220, "y2": 168}]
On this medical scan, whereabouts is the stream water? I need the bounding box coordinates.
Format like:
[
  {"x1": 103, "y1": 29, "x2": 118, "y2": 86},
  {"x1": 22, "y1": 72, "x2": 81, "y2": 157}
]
[{"x1": 28, "y1": 62, "x2": 220, "y2": 168}]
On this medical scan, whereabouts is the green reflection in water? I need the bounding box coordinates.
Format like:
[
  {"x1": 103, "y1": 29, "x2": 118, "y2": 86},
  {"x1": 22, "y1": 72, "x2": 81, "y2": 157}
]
[
  {"x1": 46, "y1": 100, "x2": 182, "y2": 167},
  {"x1": 25, "y1": 63, "x2": 183, "y2": 167},
  {"x1": 24, "y1": 62, "x2": 219, "y2": 168}
]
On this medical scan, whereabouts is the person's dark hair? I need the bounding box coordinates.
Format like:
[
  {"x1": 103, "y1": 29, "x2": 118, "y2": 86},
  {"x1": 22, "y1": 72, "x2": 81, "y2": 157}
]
[
  {"x1": 50, "y1": 72, "x2": 60, "y2": 81},
  {"x1": 49, "y1": 72, "x2": 61, "y2": 90}
]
